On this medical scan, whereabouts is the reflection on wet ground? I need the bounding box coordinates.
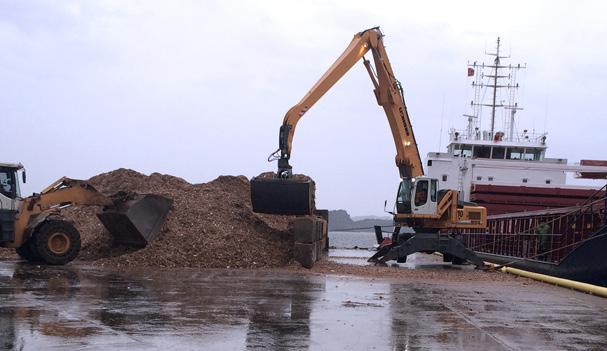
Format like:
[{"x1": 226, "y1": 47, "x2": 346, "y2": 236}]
[{"x1": 1, "y1": 259, "x2": 607, "y2": 350}]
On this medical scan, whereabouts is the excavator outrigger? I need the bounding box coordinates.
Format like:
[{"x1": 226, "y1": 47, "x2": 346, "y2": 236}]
[
  {"x1": 0, "y1": 163, "x2": 171, "y2": 265},
  {"x1": 251, "y1": 27, "x2": 487, "y2": 267}
]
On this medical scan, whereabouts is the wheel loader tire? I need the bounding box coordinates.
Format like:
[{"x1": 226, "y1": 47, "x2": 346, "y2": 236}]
[
  {"x1": 31, "y1": 220, "x2": 81, "y2": 265},
  {"x1": 16, "y1": 241, "x2": 42, "y2": 262}
]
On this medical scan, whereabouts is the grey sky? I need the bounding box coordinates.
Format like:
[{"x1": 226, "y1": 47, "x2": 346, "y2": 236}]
[{"x1": 3, "y1": 0, "x2": 606, "y2": 216}]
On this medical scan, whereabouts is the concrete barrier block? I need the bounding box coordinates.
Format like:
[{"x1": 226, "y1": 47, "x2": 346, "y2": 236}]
[
  {"x1": 291, "y1": 217, "x2": 317, "y2": 243},
  {"x1": 316, "y1": 238, "x2": 326, "y2": 260},
  {"x1": 318, "y1": 219, "x2": 328, "y2": 239},
  {"x1": 294, "y1": 242, "x2": 317, "y2": 268},
  {"x1": 314, "y1": 219, "x2": 324, "y2": 241}
]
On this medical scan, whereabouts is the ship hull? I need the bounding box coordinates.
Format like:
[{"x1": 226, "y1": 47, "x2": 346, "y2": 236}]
[
  {"x1": 476, "y1": 230, "x2": 607, "y2": 287},
  {"x1": 460, "y1": 200, "x2": 607, "y2": 287},
  {"x1": 470, "y1": 183, "x2": 604, "y2": 215}
]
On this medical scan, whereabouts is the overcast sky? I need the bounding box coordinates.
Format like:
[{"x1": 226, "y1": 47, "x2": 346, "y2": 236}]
[{"x1": 3, "y1": 0, "x2": 606, "y2": 216}]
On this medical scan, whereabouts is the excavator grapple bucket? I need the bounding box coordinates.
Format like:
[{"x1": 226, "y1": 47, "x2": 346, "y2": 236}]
[
  {"x1": 251, "y1": 176, "x2": 315, "y2": 215},
  {"x1": 97, "y1": 194, "x2": 172, "y2": 247}
]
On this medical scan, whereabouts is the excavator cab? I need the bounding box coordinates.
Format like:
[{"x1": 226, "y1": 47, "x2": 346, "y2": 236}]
[{"x1": 396, "y1": 177, "x2": 438, "y2": 216}]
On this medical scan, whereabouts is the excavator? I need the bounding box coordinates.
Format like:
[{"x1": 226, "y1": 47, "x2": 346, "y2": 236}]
[
  {"x1": 0, "y1": 162, "x2": 171, "y2": 265},
  {"x1": 251, "y1": 27, "x2": 487, "y2": 267}
]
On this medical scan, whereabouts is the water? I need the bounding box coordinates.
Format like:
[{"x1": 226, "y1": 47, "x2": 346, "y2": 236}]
[
  {"x1": 327, "y1": 231, "x2": 378, "y2": 266},
  {"x1": 328, "y1": 231, "x2": 378, "y2": 249}
]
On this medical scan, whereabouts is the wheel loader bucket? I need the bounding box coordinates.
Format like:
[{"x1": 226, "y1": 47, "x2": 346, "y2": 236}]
[
  {"x1": 97, "y1": 194, "x2": 172, "y2": 247},
  {"x1": 250, "y1": 176, "x2": 315, "y2": 215}
]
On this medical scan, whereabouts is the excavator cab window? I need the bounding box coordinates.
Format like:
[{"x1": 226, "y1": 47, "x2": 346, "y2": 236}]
[
  {"x1": 396, "y1": 179, "x2": 412, "y2": 214},
  {"x1": 430, "y1": 179, "x2": 437, "y2": 202},
  {"x1": 414, "y1": 180, "x2": 428, "y2": 207}
]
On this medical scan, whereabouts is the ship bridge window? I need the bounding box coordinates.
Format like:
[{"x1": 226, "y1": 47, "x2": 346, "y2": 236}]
[
  {"x1": 491, "y1": 147, "x2": 505, "y2": 159},
  {"x1": 507, "y1": 147, "x2": 524, "y2": 160},
  {"x1": 524, "y1": 149, "x2": 542, "y2": 161},
  {"x1": 473, "y1": 145, "x2": 491, "y2": 159},
  {"x1": 452, "y1": 144, "x2": 472, "y2": 158}
]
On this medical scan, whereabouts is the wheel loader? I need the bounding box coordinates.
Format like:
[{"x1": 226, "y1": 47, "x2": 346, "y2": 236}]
[
  {"x1": 251, "y1": 27, "x2": 487, "y2": 267},
  {"x1": 0, "y1": 163, "x2": 171, "y2": 265}
]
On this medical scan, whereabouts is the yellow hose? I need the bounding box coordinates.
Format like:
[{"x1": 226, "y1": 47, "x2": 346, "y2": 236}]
[
  {"x1": 433, "y1": 253, "x2": 607, "y2": 297},
  {"x1": 486, "y1": 262, "x2": 607, "y2": 298}
]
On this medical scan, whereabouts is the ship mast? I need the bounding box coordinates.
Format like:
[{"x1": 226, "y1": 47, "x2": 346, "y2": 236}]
[
  {"x1": 488, "y1": 37, "x2": 501, "y2": 136},
  {"x1": 466, "y1": 37, "x2": 525, "y2": 141}
]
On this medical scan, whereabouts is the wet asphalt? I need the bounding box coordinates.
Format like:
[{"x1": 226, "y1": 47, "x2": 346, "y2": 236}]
[{"x1": 1, "y1": 255, "x2": 607, "y2": 351}]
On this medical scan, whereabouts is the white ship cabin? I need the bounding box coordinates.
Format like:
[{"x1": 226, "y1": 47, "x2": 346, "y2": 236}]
[{"x1": 426, "y1": 129, "x2": 568, "y2": 201}]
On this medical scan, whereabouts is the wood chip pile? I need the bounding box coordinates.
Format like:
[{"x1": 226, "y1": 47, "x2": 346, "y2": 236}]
[{"x1": 65, "y1": 168, "x2": 300, "y2": 268}]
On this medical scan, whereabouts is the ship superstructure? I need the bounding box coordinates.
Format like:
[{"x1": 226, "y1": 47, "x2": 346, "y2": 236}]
[{"x1": 426, "y1": 38, "x2": 607, "y2": 215}]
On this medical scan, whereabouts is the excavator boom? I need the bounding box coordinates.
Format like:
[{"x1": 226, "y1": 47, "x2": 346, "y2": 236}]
[
  {"x1": 252, "y1": 27, "x2": 422, "y2": 214},
  {"x1": 274, "y1": 27, "x2": 422, "y2": 178}
]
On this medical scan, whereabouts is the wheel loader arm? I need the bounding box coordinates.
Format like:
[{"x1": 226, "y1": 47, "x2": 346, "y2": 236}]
[
  {"x1": 275, "y1": 27, "x2": 423, "y2": 178},
  {"x1": 26, "y1": 177, "x2": 113, "y2": 213},
  {"x1": 8, "y1": 177, "x2": 114, "y2": 248}
]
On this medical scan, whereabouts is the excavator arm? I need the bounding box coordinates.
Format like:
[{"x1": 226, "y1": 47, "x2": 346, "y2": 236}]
[{"x1": 273, "y1": 27, "x2": 423, "y2": 178}]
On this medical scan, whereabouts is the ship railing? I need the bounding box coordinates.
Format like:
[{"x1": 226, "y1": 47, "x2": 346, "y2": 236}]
[
  {"x1": 449, "y1": 128, "x2": 547, "y2": 144},
  {"x1": 458, "y1": 184, "x2": 607, "y2": 264},
  {"x1": 460, "y1": 231, "x2": 563, "y2": 263}
]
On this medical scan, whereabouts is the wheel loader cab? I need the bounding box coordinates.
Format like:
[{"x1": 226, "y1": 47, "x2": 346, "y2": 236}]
[
  {"x1": 0, "y1": 163, "x2": 23, "y2": 244},
  {"x1": 0, "y1": 166, "x2": 21, "y2": 200},
  {"x1": 0, "y1": 164, "x2": 24, "y2": 212},
  {"x1": 396, "y1": 177, "x2": 438, "y2": 216}
]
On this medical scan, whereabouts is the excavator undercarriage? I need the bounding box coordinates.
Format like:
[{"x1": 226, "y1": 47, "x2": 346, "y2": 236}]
[{"x1": 368, "y1": 226, "x2": 485, "y2": 268}]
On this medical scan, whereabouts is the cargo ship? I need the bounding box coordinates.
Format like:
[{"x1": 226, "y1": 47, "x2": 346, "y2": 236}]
[{"x1": 426, "y1": 38, "x2": 607, "y2": 286}]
